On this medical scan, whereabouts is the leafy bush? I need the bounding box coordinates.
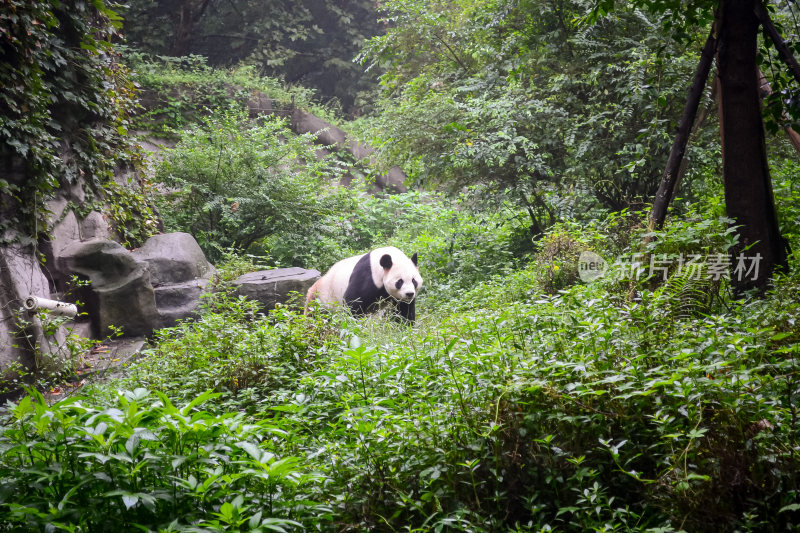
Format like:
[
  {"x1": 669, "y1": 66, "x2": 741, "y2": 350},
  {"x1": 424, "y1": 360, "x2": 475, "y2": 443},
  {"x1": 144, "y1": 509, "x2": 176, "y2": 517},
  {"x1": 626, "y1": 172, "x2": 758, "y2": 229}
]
[
  {"x1": 119, "y1": 295, "x2": 340, "y2": 412},
  {"x1": 771, "y1": 158, "x2": 800, "y2": 256},
  {"x1": 153, "y1": 105, "x2": 353, "y2": 264},
  {"x1": 0, "y1": 388, "x2": 329, "y2": 531},
  {"x1": 235, "y1": 266, "x2": 797, "y2": 531},
  {"x1": 534, "y1": 220, "x2": 608, "y2": 294},
  {"x1": 0, "y1": 0, "x2": 138, "y2": 242},
  {"x1": 125, "y1": 52, "x2": 337, "y2": 134},
  {"x1": 644, "y1": 204, "x2": 739, "y2": 260},
  {"x1": 375, "y1": 192, "x2": 532, "y2": 308}
]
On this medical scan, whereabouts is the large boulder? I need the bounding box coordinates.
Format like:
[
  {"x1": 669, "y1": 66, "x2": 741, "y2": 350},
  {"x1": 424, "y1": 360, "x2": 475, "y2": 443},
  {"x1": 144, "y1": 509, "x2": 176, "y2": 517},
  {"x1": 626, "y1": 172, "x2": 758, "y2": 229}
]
[
  {"x1": 133, "y1": 232, "x2": 214, "y2": 286},
  {"x1": 56, "y1": 233, "x2": 216, "y2": 336},
  {"x1": 232, "y1": 268, "x2": 320, "y2": 312},
  {"x1": 48, "y1": 200, "x2": 113, "y2": 266},
  {"x1": 132, "y1": 232, "x2": 215, "y2": 328},
  {"x1": 58, "y1": 239, "x2": 159, "y2": 338},
  {"x1": 150, "y1": 279, "x2": 210, "y2": 328}
]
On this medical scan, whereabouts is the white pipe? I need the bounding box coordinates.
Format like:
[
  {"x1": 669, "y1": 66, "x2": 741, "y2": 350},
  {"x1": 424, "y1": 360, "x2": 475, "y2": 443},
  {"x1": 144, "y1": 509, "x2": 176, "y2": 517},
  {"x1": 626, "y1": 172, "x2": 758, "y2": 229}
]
[{"x1": 23, "y1": 296, "x2": 78, "y2": 318}]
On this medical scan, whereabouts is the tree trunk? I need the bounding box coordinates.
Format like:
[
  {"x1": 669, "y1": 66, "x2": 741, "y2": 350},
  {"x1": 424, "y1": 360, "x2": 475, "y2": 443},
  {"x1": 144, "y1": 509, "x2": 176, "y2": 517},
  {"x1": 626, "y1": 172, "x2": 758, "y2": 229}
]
[
  {"x1": 649, "y1": 29, "x2": 716, "y2": 230},
  {"x1": 717, "y1": 0, "x2": 788, "y2": 293},
  {"x1": 755, "y1": 2, "x2": 800, "y2": 86},
  {"x1": 171, "y1": 0, "x2": 212, "y2": 57}
]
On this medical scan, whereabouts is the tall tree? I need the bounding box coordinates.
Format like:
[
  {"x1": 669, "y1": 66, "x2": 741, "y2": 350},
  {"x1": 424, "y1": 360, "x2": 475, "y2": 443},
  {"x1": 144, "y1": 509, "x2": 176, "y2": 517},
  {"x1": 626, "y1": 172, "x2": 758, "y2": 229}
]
[
  {"x1": 641, "y1": 0, "x2": 791, "y2": 292},
  {"x1": 173, "y1": 0, "x2": 212, "y2": 57},
  {"x1": 360, "y1": 0, "x2": 701, "y2": 223},
  {"x1": 717, "y1": 0, "x2": 787, "y2": 292}
]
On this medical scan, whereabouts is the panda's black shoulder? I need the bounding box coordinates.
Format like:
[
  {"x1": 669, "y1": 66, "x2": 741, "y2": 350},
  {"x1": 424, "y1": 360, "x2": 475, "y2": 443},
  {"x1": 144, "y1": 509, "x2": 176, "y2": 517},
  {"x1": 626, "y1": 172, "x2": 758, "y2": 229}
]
[
  {"x1": 343, "y1": 251, "x2": 386, "y2": 313},
  {"x1": 349, "y1": 251, "x2": 373, "y2": 284}
]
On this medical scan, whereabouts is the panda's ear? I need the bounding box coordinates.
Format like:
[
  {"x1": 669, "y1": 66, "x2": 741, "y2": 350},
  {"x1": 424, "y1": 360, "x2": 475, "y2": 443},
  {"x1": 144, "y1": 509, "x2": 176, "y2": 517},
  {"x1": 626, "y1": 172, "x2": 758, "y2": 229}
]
[
  {"x1": 380, "y1": 254, "x2": 393, "y2": 270},
  {"x1": 411, "y1": 253, "x2": 418, "y2": 266}
]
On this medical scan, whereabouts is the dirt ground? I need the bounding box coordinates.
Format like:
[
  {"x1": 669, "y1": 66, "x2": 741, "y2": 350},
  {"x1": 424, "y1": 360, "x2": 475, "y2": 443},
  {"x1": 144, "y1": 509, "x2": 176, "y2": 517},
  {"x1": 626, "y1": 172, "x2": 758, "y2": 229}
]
[{"x1": 43, "y1": 336, "x2": 147, "y2": 403}]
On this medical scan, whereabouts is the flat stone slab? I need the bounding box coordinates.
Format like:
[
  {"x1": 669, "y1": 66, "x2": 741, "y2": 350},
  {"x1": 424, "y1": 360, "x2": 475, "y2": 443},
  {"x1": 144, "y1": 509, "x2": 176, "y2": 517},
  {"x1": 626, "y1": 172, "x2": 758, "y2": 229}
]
[{"x1": 232, "y1": 267, "x2": 320, "y2": 311}]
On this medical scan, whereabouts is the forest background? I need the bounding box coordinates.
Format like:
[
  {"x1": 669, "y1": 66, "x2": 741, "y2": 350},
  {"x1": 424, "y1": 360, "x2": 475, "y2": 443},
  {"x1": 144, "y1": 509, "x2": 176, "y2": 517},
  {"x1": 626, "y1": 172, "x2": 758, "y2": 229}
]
[{"x1": 1, "y1": 0, "x2": 800, "y2": 531}]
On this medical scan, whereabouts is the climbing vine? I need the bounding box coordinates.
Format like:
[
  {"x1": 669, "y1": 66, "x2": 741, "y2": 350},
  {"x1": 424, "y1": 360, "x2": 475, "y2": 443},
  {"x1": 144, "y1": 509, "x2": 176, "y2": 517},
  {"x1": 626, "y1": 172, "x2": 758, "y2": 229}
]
[{"x1": 0, "y1": 0, "x2": 138, "y2": 243}]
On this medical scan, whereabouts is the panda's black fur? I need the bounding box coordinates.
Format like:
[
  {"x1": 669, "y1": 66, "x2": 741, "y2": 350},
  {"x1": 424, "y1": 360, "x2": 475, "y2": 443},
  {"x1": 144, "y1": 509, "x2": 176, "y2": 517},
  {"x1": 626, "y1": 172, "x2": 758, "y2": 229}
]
[{"x1": 305, "y1": 247, "x2": 422, "y2": 323}]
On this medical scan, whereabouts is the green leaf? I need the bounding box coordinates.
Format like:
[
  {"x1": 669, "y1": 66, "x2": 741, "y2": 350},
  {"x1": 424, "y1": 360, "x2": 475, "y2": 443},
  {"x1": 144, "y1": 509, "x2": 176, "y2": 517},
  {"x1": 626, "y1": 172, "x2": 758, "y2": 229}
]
[{"x1": 180, "y1": 390, "x2": 222, "y2": 416}]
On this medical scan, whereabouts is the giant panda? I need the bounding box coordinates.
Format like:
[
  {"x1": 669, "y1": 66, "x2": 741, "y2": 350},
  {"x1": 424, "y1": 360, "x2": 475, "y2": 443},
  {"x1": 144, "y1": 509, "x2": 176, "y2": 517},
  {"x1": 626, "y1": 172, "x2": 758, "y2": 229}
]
[{"x1": 305, "y1": 246, "x2": 423, "y2": 323}]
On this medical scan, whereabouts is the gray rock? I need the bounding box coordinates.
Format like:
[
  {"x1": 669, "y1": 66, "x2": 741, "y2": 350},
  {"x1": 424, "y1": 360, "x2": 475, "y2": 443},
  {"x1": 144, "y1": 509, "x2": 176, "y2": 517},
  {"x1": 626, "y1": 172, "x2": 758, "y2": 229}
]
[
  {"x1": 248, "y1": 92, "x2": 274, "y2": 117},
  {"x1": 92, "y1": 264, "x2": 159, "y2": 337},
  {"x1": 49, "y1": 233, "x2": 215, "y2": 337},
  {"x1": 58, "y1": 239, "x2": 159, "y2": 338},
  {"x1": 281, "y1": 106, "x2": 409, "y2": 192},
  {"x1": 133, "y1": 232, "x2": 214, "y2": 328},
  {"x1": 154, "y1": 278, "x2": 210, "y2": 328},
  {"x1": 59, "y1": 239, "x2": 141, "y2": 285},
  {"x1": 49, "y1": 208, "x2": 113, "y2": 265},
  {"x1": 0, "y1": 240, "x2": 54, "y2": 368},
  {"x1": 133, "y1": 232, "x2": 214, "y2": 286},
  {"x1": 233, "y1": 268, "x2": 320, "y2": 311},
  {"x1": 47, "y1": 196, "x2": 70, "y2": 224},
  {"x1": 291, "y1": 109, "x2": 348, "y2": 148},
  {"x1": 376, "y1": 166, "x2": 408, "y2": 193},
  {"x1": 80, "y1": 211, "x2": 112, "y2": 241},
  {"x1": 348, "y1": 139, "x2": 375, "y2": 160},
  {"x1": 50, "y1": 210, "x2": 81, "y2": 261}
]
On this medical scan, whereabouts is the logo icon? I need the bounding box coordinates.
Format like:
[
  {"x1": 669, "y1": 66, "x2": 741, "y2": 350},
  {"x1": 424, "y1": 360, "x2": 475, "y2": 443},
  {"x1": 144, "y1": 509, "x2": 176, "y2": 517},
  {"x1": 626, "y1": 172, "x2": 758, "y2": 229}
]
[{"x1": 578, "y1": 251, "x2": 606, "y2": 282}]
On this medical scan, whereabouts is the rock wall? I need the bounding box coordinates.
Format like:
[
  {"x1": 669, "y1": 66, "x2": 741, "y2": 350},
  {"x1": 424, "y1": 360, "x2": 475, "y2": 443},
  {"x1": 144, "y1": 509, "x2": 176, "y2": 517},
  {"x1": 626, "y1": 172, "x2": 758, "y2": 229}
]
[
  {"x1": 0, "y1": 238, "x2": 52, "y2": 370},
  {"x1": 0, "y1": 166, "x2": 216, "y2": 365},
  {"x1": 0, "y1": 90, "x2": 359, "y2": 370},
  {"x1": 289, "y1": 107, "x2": 407, "y2": 192}
]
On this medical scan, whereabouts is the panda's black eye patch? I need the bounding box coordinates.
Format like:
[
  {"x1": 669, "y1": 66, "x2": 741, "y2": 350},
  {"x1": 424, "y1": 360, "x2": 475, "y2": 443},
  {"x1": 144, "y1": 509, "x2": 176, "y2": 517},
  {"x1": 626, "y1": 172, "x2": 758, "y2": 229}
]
[
  {"x1": 395, "y1": 279, "x2": 404, "y2": 289},
  {"x1": 412, "y1": 278, "x2": 418, "y2": 288}
]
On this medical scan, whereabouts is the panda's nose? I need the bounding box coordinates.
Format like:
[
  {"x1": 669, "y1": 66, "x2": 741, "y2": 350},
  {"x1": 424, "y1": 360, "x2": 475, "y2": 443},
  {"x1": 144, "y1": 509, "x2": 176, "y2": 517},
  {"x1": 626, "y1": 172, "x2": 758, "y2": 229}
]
[{"x1": 405, "y1": 291, "x2": 415, "y2": 299}]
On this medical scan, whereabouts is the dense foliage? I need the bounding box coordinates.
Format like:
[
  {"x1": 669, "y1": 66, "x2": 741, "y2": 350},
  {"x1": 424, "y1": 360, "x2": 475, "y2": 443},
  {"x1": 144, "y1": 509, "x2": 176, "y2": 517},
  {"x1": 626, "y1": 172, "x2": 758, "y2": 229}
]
[
  {"x1": 121, "y1": 0, "x2": 383, "y2": 114},
  {"x1": 153, "y1": 106, "x2": 352, "y2": 264},
  {"x1": 0, "y1": 0, "x2": 138, "y2": 242},
  {"x1": 124, "y1": 53, "x2": 338, "y2": 135},
  {"x1": 2, "y1": 0, "x2": 800, "y2": 531},
  {"x1": 2, "y1": 202, "x2": 799, "y2": 530},
  {"x1": 357, "y1": 0, "x2": 716, "y2": 219}
]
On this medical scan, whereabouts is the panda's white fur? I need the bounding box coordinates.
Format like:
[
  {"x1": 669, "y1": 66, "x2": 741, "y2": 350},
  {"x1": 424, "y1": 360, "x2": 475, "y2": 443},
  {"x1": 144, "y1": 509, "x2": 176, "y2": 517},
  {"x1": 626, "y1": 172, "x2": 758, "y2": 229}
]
[{"x1": 305, "y1": 246, "x2": 422, "y2": 322}]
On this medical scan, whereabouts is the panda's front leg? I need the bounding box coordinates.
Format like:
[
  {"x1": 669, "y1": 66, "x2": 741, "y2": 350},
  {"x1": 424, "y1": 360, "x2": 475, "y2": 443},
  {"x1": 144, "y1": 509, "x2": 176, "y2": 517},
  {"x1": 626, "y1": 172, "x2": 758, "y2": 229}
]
[{"x1": 395, "y1": 300, "x2": 415, "y2": 324}]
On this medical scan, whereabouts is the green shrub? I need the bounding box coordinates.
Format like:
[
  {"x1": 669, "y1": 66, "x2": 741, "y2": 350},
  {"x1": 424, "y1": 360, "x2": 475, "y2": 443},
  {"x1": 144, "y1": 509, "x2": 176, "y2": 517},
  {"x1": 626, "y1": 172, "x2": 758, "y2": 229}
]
[
  {"x1": 534, "y1": 220, "x2": 608, "y2": 294},
  {"x1": 0, "y1": 387, "x2": 328, "y2": 531},
  {"x1": 260, "y1": 268, "x2": 800, "y2": 531},
  {"x1": 371, "y1": 193, "x2": 531, "y2": 309},
  {"x1": 125, "y1": 52, "x2": 337, "y2": 134},
  {"x1": 120, "y1": 295, "x2": 340, "y2": 412},
  {"x1": 153, "y1": 105, "x2": 354, "y2": 264},
  {"x1": 4, "y1": 216, "x2": 798, "y2": 532},
  {"x1": 771, "y1": 159, "x2": 800, "y2": 257}
]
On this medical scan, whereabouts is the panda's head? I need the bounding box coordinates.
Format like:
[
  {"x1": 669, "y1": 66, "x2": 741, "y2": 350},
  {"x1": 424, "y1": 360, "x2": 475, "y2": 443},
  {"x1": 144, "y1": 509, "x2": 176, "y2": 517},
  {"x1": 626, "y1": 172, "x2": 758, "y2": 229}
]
[{"x1": 379, "y1": 251, "x2": 422, "y2": 303}]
